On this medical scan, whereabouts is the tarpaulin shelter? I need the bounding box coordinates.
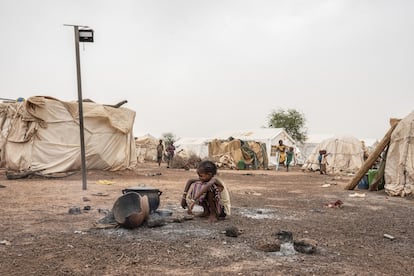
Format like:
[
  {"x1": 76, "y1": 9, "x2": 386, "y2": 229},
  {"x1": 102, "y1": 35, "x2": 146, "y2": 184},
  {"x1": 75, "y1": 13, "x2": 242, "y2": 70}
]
[
  {"x1": 384, "y1": 111, "x2": 414, "y2": 196},
  {"x1": 214, "y1": 128, "x2": 297, "y2": 166},
  {"x1": 298, "y1": 134, "x2": 334, "y2": 161},
  {"x1": 208, "y1": 138, "x2": 268, "y2": 169},
  {"x1": 135, "y1": 134, "x2": 160, "y2": 163},
  {"x1": 301, "y1": 135, "x2": 365, "y2": 174},
  {"x1": 0, "y1": 96, "x2": 137, "y2": 174}
]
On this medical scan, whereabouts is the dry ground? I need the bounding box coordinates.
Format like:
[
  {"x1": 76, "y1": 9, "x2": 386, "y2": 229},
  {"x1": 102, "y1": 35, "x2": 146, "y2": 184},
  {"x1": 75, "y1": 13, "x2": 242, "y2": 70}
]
[{"x1": 0, "y1": 162, "x2": 413, "y2": 275}]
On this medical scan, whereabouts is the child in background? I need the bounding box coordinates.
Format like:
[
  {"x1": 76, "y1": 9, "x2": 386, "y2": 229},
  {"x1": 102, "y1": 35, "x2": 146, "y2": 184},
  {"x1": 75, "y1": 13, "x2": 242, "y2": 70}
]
[
  {"x1": 166, "y1": 143, "x2": 176, "y2": 168},
  {"x1": 286, "y1": 147, "x2": 294, "y2": 172},
  {"x1": 156, "y1": 140, "x2": 164, "y2": 167},
  {"x1": 319, "y1": 150, "x2": 329, "y2": 175},
  {"x1": 180, "y1": 160, "x2": 231, "y2": 223}
]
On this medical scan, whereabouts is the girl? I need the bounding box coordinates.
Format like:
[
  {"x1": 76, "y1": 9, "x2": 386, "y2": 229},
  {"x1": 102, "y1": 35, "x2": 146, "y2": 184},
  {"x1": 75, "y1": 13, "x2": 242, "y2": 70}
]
[{"x1": 180, "y1": 160, "x2": 231, "y2": 223}]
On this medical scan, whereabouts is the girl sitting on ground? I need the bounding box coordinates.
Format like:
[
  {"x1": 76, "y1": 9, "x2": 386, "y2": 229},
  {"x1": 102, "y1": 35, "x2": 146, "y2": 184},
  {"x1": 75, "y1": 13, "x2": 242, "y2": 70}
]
[{"x1": 180, "y1": 160, "x2": 231, "y2": 223}]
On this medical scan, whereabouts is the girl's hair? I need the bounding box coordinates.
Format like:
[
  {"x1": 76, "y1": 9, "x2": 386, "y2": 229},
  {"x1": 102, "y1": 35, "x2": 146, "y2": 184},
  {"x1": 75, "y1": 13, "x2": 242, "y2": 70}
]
[{"x1": 197, "y1": 160, "x2": 217, "y2": 175}]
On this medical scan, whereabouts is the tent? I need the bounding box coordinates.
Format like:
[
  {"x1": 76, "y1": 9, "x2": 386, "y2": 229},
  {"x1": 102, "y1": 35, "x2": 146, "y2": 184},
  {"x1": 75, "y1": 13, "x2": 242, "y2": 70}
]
[
  {"x1": 384, "y1": 111, "x2": 414, "y2": 196},
  {"x1": 301, "y1": 135, "x2": 365, "y2": 174},
  {"x1": 0, "y1": 96, "x2": 137, "y2": 174},
  {"x1": 135, "y1": 134, "x2": 160, "y2": 163},
  {"x1": 208, "y1": 138, "x2": 268, "y2": 169},
  {"x1": 298, "y1": 133, "x2": 334, "y2": 161},
  {"x1": 214, "y1": 128, "x2": 297, "y2": 166},
  {"x1": 174, "y1": 137, "x2": 210, "y2": 159}
]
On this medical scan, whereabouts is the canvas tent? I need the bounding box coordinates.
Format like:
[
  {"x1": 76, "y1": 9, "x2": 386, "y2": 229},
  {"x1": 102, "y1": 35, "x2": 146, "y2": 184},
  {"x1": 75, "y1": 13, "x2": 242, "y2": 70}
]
[
  {"x1": 384, "y1": 111, "x2": 414, "y2": 196},
  {"x1": 0, "y1": 96, "x2": 137, "y2": 174},
  {"x1": 174, "y1": 137, "x2": 210, "y2": 159},
  {"x1": 298, "y1": 134, "x2": 334, "y2": 162},
  {"x1": 135, "y1": 134, "x2": 160, "y2": 163},
  {"x1": 301, "y1": 135, "x2": 365, "y2": 174},
  {"x1": 214, "y1": 128, "x2": 297, "y2": 166}
]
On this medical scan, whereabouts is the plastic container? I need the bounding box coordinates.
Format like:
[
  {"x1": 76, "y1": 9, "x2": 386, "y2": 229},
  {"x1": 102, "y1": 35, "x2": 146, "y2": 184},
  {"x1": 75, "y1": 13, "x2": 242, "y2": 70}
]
[
  {"x1": 368, "y1": 169, "x2": 378, "y2": 185},
  {"x1": 358, "y1": 174, "x2": 369, "y2": 189},
  {"x1": 237, "y1": 160, "x2": 246, "y2": 170}
]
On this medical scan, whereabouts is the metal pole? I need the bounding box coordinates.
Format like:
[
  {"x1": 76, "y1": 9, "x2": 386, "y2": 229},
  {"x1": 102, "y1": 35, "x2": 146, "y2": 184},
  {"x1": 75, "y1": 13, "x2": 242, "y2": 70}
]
[{"x1": 74, "y1": 26, "x2": 88, "y2": 190}]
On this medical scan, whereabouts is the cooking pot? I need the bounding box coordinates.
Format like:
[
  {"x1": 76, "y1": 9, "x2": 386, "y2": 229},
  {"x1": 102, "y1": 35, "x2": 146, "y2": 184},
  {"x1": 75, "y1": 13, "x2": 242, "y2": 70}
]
[
  {"x1": 112, "y1": 192, "x2": 149, "y2": 228},
  {"x1": 122, "y1": 186, "x2": 162, "y2": 213}
]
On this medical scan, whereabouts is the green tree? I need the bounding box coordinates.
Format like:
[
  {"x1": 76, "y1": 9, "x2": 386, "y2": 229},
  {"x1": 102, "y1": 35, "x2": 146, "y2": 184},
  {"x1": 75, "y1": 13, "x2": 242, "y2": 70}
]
[
  {"x1": 162, "y1": 132, "x2": 176, "y2": 146},
  {"x1": 267, "y1": 108, "x2": 307, "y2": 143}
]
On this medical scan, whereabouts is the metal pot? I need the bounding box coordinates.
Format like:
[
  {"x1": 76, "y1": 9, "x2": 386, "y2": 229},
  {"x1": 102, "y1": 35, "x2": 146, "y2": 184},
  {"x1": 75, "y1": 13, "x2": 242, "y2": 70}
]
[
  {"x1": 112, "y1": 192, "x2": 149, "y2": 228},
  {"x1": 122, "y1": 186, "x2": 162, "y2": 213}
]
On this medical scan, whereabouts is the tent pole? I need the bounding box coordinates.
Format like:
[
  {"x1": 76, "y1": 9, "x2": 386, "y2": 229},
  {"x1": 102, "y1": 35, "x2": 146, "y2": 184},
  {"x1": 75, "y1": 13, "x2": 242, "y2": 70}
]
[{"x1": 344, "y1": 119, "x2": 400, "y2": 190}]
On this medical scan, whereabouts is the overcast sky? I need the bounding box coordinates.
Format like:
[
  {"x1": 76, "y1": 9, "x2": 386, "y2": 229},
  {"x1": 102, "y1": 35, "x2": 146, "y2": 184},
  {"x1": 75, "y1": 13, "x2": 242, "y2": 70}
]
[{"x1": 0, "y1": 0, "x2": 413, "y2": 141}]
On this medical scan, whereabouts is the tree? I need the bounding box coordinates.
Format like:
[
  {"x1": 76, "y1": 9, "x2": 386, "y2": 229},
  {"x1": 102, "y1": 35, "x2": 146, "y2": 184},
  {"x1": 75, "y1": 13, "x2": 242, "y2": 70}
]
[
  {"x1": 267, "y1": 108, "x2": 307, "y2": 143},
  {"x1": 162, "y1": 132, "x2": 176, "y2": 146}
]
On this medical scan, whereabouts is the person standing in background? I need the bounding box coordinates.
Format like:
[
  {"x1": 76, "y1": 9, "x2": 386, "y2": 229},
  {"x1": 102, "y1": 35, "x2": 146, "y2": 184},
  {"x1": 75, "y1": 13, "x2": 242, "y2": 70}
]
[
  {"x1": 286, "y1": 147, "x2": 295, "y2": 172},
  {"x1": 166, "y1": 143, "x2": 176, "y2": 168},
  {"x1": 156, "y1": 140, "x2": 164, "y2": 167}
]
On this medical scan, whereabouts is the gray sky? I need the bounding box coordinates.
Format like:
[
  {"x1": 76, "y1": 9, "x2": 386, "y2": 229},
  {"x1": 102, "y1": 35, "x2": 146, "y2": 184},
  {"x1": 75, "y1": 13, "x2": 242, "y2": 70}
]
[{"x1": 1, "y1": 0, "x2": 413, "y2": 140}]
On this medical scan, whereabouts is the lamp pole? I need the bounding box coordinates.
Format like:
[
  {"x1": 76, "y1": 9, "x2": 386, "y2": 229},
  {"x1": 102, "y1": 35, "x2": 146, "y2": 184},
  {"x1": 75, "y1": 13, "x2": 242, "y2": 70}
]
[
  {"x1": 74, "y1": 25, "x2": 88, "y2": 191},
  {"x1": 65, "y1": 24, "x2": 91, "y2": 190}
]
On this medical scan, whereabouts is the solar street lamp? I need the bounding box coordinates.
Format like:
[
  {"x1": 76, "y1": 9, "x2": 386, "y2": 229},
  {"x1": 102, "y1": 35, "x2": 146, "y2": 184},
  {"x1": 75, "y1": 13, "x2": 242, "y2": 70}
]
[{"x1": 64, "y1": 24, "x2": 94, "y2": 190}]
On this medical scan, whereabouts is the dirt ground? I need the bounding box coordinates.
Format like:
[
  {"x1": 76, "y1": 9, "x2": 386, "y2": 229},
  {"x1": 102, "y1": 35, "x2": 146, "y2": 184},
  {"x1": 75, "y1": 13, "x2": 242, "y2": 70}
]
[{"x1": 0, "y1": 162, "x2": 413, "y2": 276}]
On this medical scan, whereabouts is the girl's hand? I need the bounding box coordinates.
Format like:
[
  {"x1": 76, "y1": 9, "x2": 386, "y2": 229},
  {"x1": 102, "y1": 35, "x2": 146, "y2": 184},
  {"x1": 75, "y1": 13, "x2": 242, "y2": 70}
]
[
  {"x1": 189, "y1": 199, "x2": 196, "y2": 210},
  {"x1": 181, "y1": 197, "x2": 188, "y2": 209}
]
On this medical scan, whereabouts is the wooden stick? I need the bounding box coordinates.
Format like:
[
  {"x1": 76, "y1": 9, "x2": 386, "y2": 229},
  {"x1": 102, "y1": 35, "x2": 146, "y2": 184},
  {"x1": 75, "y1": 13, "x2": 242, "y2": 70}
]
[{"x1": 345, "y1": 119, "x2": 400, "y2": 190}]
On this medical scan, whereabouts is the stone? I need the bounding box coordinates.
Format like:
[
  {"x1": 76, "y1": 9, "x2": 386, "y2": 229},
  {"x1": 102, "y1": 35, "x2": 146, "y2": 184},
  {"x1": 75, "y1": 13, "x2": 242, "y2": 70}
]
[
  {"x1": 273, "y1": 230, "x2": 293, "y2": 243},
  {"x1": 293, "y1": 238, "x2": 318, "y2": 254}
]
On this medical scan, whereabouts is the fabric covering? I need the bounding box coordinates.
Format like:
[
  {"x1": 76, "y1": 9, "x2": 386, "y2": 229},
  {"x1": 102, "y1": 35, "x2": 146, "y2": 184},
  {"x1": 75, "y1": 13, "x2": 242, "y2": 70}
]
[
  {"x1": 135, "y1": 134, "x2": 160, "y2": 162},
  {"x1": 384, "y1": 111, "x2": 414, "y2": 197},
  {"x1": 301, "y1": 135, "x2": 364, "y2": 174},
  {"x1": 208, "y1": 139, "x2": 268, "y2": 169},
  {"x1": 0, "y1": 96, "x2": 137, "y2": 174}
]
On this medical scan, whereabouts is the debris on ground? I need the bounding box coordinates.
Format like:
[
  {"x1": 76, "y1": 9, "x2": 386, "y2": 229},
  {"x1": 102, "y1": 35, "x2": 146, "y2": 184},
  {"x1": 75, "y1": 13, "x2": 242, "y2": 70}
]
[
  {"x1": 293, "y1": 238, "x2": 318, "y2": 254},
  {"x1": 383, "y1": 234, "x2": 395, "y2": 241},
  {"x1": 325, "y1": 200, "x2": 343, "y2": 208},
  {"x1": 0, "y1": 240, "x2": 11, "y2": 246},
  {"x1": 349, "y1": 193, "x2": 366, "y2": 198},
  {"x1": 96, "y1": 180, "x2": 115, "y2": 185},
  {"x1": 224, "y1": 226, "x2": 241, "y2": 237},
  {"x1": 92, "y1": 192, "x2": 109, "y2": 196},
  {"x1": 68, "y1": 207, "x2": 81, "y2": 214},
  {"x1": 146, "y1": 173, "x2": 162, "y2": 177}
]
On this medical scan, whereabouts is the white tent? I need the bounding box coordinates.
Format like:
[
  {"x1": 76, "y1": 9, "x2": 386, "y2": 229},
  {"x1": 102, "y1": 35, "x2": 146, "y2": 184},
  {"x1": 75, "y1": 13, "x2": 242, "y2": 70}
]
[
  {"x1": 301, "y1": 135, "x2": 365, "y2": 174},
  {"x1": 384, "y1": 111, "x2": 414, "y2": 197},
  {"x1": 174, "y1": 137, "x2": 210, "y2": 159},
  {"x1": 298, "y1": 133, "x2": 334, "y2": 161},
  {"x1": 0, "y1": 96, "x2": 137, "y2": 174},
  {"x1": 214, "y1": 128, "x2": 297, "y2": 165}
]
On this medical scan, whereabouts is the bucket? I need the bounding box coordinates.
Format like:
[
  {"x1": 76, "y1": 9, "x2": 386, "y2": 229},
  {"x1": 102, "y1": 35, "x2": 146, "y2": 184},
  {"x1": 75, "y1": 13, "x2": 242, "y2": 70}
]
[
  {"x1": 237, "y1": 160, "x2": 246, "y2": 170},
  {"x1": 112, "y1": 192, "x2": 149, "y2": 228},
  {"x1": 368, "y1": 169, "x2": 378, "y2": 185},
  {"x1": 358, "y1": 174, "x2": 369, "y2": 189},
  {"x1": 122, "y1": 186, "x2": 162, "y2": 213}
]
